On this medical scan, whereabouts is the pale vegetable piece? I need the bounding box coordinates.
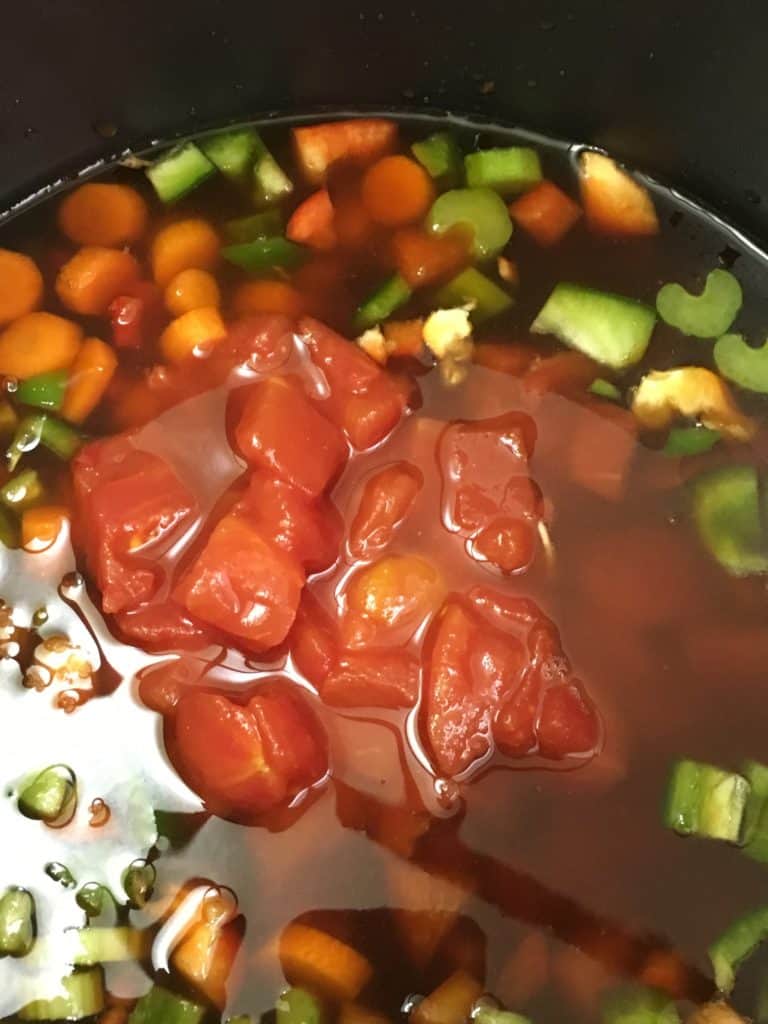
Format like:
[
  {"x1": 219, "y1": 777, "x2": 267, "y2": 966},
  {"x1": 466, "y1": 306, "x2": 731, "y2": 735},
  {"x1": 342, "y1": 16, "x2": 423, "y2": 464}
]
[
  {"x1": 423, "y1": 307, "x2": 474, "y2": 385},
  {"x1": 688, "y1": 1003, "x2": 748, "y2": 1024},
  {"x1": 631, "y1": 367, "x2": 755, "y2": 441},
  {"x1": 356, "y1": 327, "x2": 388, "y2": 365},
  {"x1": 579, "y1": 150, "x2": 659, "y2": 236}
]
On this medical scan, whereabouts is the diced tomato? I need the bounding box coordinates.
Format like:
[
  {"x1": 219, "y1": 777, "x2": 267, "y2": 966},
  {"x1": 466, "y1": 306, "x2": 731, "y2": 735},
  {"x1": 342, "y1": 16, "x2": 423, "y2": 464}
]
[
  {"x1": 173, "y1": 509, "x2": 305, "y2": 649},
  {"x1": 222, "y1": 314, "x2": 295, "y2": 372},
  {"x1": 171, "y1": 684, "x2": 327, "y2": 816},
  {"x1": 286, "y1": 189, "x2": 338, "y2": 251},
  {"x1": 109, "y1": 281, "x2": 165, "y2": 350},
  {"x1": 290, "y1": 592, "x2": 339, "y2": 687},
  {"x1": 114, "y1": 601, "x2": 214, "y2": 652},
  {"x1": 392, "y1": 226, "x2": 470, "y2": 288},
  {"x1": 342, "y1": 554, "x2": 442, "y2": 648},
  {"x1": 293, "y1": 119, "x2": 398, "y2": 184},
  {"x1": 322, "y1": 648, "x2": 420, "y2": 709},
  {"x1": 472, "y1": 516, "x2": 536, "y2": 574},
  {"x1": 509, "y1": 180, "x2": 582, "y2": 247},
  {"x1": 233, "y1": 376, "x2": 348, "y2": 497},
  {"x1": 523, "y1": 350, "x2": 598, "y2": 397},
  {"x1": 348, "y1": 462, "x2": 423, "y2": 559},
  {"x1": 537, "y1": 682, "x2": 601, "y2": 758},
  {"x1": 72, "y1": 436, "x2": 197, "y2": 614}
]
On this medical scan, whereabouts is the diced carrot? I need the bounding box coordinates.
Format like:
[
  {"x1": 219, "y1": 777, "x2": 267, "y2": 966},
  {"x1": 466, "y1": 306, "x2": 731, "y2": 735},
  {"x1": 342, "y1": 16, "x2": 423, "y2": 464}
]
[
  {"x1": 412, "y1": 970, "x2": 483, "y2": 1024},
  {"x1": 172, "y1": 916, "x2": 243, "y2": 1010},
  {"x1": 57, "y1": 183, "x2": 148, "y2": 247},
  {"x1": 21, "y1": 505, "x2": 68, "y2": 552},
  {"x1": 0, "y1": 312, "x2": 82, "y2": 379},
  {"x1": 579, "y1": 151, "x2": 659, "y2": 236},
  {"x1": 279, "y1": 922, "x2": 373, "y2": 1002},
  {"x1": 382, "y1": 319, "x2": 424, "y2": 357},
  {"x1": 151, "y1": 218, "x2": 220, "y2": 287},
  {"x1": 339, "y1": 1003, "x2": 390, "y2": 1024},
  {"x1": 287, "y1": 189, "x2": 338, "y2": 250},
  {"x1": 523, "y1": 350, "x2": 598, "y2": 396},
  {"x1": 567, "y1": 402, "x2": 637, "y2": 501},
  {"x1": 55, "y1": 247, "x2": 141, "y2": 315},
  {"x1": 495, "y1": 931, "x2": 549, "y2": 1008},
  {"x1": 392, "y1": 227, "x2": 470, "y2": 288},
  {"x1": 510, "y1": 180, "x2": 582, "y2": 246},
  {"x1": 293, "y1": 119, "x2": 398, "y2": 183},
  {"x1": 232, "y1": 280, "x2": 305, "y2": 318},
  {"x1": 61, "y1": 337, "x2": 118, "y2": 423},
  {"x1": 164, "y1": 268, "x2": 221, "y2": 317},
  {"x1": 473, "y1": 342, "x2": 538, "y2": 376},
  {"x1": 0, "y1": 249, "x2": 43, "y2": 326},
  {"x1": 362, "y1": 155, "x2": 435, "y2": 227},
  {"x1": 160, "y1": 306, "x2": 227, "y2": 365}
]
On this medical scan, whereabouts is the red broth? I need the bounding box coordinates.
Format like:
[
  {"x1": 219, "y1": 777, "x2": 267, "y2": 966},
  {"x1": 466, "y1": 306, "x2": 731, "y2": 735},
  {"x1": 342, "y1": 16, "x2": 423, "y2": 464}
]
[{"x1": 0, "y1": 116, "x2": 766, "y2": 1024}]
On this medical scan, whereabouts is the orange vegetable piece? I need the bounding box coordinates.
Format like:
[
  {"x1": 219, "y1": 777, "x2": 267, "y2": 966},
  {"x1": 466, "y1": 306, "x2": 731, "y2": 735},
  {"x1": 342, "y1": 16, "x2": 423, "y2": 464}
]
[
  {"x1": 473, "y1": 342, "x2": 538, "y2": 376},
  {"x1": 392, "y1": 227, "x2": 470, "y2": 288},
  {"x1": 510, "y1": 180, "x2": 582, "y2": 246},
  {"x1": 164, "y1": 268, "x2": 221, "y2": 317},
  {"x1": 57, "y1": 183, "x2": 148, "y2": 247},
  {"x1": 579, "y1": 151, "x2": 659, "y2": 236},
  {"x1": 151, "y1": 218, "x2": 220, "y2": 287},
  {"x1": 293, "y1": 119, "x2": 398, "y2": 183},
  {"x1": 286, "y1": 189, "x2": 338, "y2": 250},
  {"x1": 0, "y1": 249, "x2": 43, "y2": 326},
  {"x1": 61, "y1": 337, "x2": 118, "y2": 423},
  {"x1": 0, "y1": 312, "x2": 82, "y2": 379},
  {"x1": 160, "y1": 306, "x2": 227, "y2": 365},
  {"x1": 279, "y1": 922, "x2": 373, "y2": 1002},
  {"x1": 172, "y1": 915, "x2": 242, "y2": 1010},
  {"x1": 55, "y1": 246, "x2": 140, "y2": 315},
  {"x1": 21, "y1": 506, "x2": 68, "y2": 552},
  {"x1": 362, "y1": 155, "x2": 435, "y2": 227},
  {"x1": 412, "y1": 970, "x2": 483, "y2": 1024},
  {"x1": 382, "y1": 319, "x2": 424, "y2": 358},
  {"x1": 232, "y1": 280, "x2": 304, "y2": 318}
]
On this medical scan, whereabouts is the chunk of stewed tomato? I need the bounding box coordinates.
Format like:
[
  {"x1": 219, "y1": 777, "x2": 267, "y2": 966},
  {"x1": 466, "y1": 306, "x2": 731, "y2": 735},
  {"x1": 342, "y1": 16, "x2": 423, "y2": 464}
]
[
  {"x1": 341, "y1": 554, "x2": 443, "y2": 648},
  {"x1": 114, "y1": 601, "x2": 214, "y2": 652},
  {"x1": 348, "y1": 461, "x2": 423, "y2": 559},
  {"x1": 322, "y1": 648, "x2": 420, "y2": 709},
  {"x1": 290, "y1": 592, "x2": 339, "y2": 688}
]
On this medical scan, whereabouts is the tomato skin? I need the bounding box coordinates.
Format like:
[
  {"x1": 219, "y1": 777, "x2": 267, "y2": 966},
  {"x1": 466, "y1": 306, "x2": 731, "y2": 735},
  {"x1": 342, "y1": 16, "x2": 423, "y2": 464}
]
[
  {"x1": 322, "y1": 648, "x2": 420, "y2": 709},
  {"x1": 348, "y1": 462, "x2": 423, "y2": 559},
  {"x1": 234, "y1": 376, "x2": 348, "y2": 497}
]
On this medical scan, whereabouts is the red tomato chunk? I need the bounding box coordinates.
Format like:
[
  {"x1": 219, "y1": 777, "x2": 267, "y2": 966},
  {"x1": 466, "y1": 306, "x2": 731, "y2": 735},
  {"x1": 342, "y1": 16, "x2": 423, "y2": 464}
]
[{"x1": 348, "y1": 461, "x2": 423, "y2": 559}]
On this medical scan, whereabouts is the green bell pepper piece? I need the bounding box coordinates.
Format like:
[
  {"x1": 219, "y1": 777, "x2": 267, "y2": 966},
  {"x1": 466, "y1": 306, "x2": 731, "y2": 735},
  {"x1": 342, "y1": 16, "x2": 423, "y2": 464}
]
[
  {"x1": 710, "y1": 906, "x2": 768, "y2": 993},
  {"x1": 355, "y1": 274, "x2": 412, "y2": 331},
  {"x1": 663, "y1": 426, "x2": 721, "y2": 457},
  {"x1": 222, "y1": 237, "x2": 304, "y2": 272}
]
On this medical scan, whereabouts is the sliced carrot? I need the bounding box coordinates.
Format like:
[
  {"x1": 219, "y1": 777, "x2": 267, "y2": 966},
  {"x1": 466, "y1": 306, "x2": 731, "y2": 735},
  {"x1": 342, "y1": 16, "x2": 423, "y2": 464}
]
[
  {"x1": 579, "y1": 151, "x2": 659, "y2": 236},
  {"x1": 473, "y1": 342, "x2": 538, "y2": 376},
  {"x1": 56, "y1": 247, "x2": 141, "y2": 315},
  {"x1": 510, "y1": 180, "x2": 582, "y2": 246},
  {"x1": 164, "y1": 268, "x2": 221, "y2": 317},
  {"x1": 0, "y1": 249, "x2": 43, "y2": 326},
  {"x1": 286, "y1": 189, "x2": 338, "y2": 250},
  {"x1": 0, "y1": 312, "x2": 82, "y2": 379},
  {"x1": 61, "y1": 337, "x2": 118, "y2": 423},
  {"x1": 362, "y1": 156, "x2": 435, "y2": 227},
  {"x1": 21, "y1": 505, "x2": 68, "y2": 552},
  {"x1": 278, "y1": 922, "x2": 373, "y2": 1002},
  {"x1": 172, "y1": 917, "x2": 242, "y2": 1010},
  {"x1": 412, "y1": 970, "x2": 483, "y2": 1024},
  {"x1": 151, "y1": 218, "x2": 220, "y2": 287},
  {"x1": 293, "y1": 119, "x2": 398, "y2": 183},
  {"x1": 382, "y1": 319, "x2": 425, "y2": 357},
  {"x1": 160, "y1": 306, "x2": 227, "y2": 364},
  {"x1": 58, "y1": 183, "x2": 148, "y2": 247},
  {"x1": 392, "y1": 226, "x2": 470, "y2": 287},
  {"x1": 231, "y1": 280, "x2": 304, "y2": 318}
]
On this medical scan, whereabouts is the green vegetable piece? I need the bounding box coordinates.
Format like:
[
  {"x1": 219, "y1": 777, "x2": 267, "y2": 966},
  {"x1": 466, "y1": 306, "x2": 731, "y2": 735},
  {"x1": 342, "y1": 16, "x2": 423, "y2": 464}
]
[
  {"x1": 464, "y1": 146, "x2": 542, "y2": 196},
  {"x1": 253, "y1": 134, "x2": 293, "y2": 207},
  {"x1": 19, "y1": 967, "x2": 105, "y2": 1020},
  {"x1": 122, "y1": 860, "x2": 156, "y2": 909},
  {"x1": 354, "y1": 274, "x2": 413, "y2": 331},
  {"x1": 277, "y1": 987, "x2": 324, "y2": 1024},
  {"x1": 1, "y1": 468, "x2": 43, "y2": 510},
  {"x1": 7, "y1": 414, "x2": 44, "y2": 471},
  {"x1": 709, "y1": 906, "x2": 768, "y2": 993},
  {"x1": 222, "y1": 237, "x2": 305, "y2": 272},
  {"x1": 227, "y1": 1019, "x2": 253, "y2": 1024},
  {"x1": 45, "y1": 862, "x2": 76, "y2": 889},
  {"x1": 0, "y1": 507, "x2": 18, "y2": 549},
  {"x1": 663, "y1": 759, "x2": 750, "y2": 842},
  {"x1": 714, "y1": 332, "x2": 768, "y2": 394},
  {"x1": 756, "y1": 972, "x2": 768, "y2": 1024},
  {"x1": 411, "y1": 131, "x2": 463, "y2": 186},
  {"x1": 7, "y1": 414, "x2": 82, "y2": 471},
  {"x1": 18, "y1": 764, "x2": 76, "y2": 823},
  {"x1": 474, "y1": 1009, "x2": 532, "y2": 1024},
  {"x1": 601, "y1": 984, "x2": 681, "y2": 1024},
  {"x1": 435, "y1": 267, "x2": 513, "y2": 325},
  {"x1": 427, "y1": 187, "x2": 513, "y2": 259},
  {"x1": 589, "y1": 378, "x2": 622, "y2": 402},
  {"x1": 200, "y1": 128, "x2": 259, "y2": 182},
  {"x1": 657, "y1": 269, "x2": 742, "y2": 339},
  {"x1": 76, "y1": 884, "x2": 107, "y2": 918},
  {"x1": 663, "y1": 426, "x2": 721, "y2": 457},
  {"x1": 224, "y1": 209, "x2": 284, "y2": 244},
  {"x1": 743, "y1": 761, "x2": 768, "y2": 864},
  {"x1": 0, "y1": 888, "x2": 35, "y2": 957},
  {"x1": 70, "y1": 926, "x2": 150, "y2": 966},
  {"x1": 692, "y1": 465, "x2": 768, "y2": 575},
  {"x1": 15, "y1": 371, "x2": 68, "y2": 411},
  {"x1": 532, "y1": 282, "x2": 656, "y2": 370},
  {"x1": 154, "y1": 809, "x2": 209, "y2": 850},
  {"x1": 145, "y1": 142, "x2": 216, "y2": 204},
  {"x1": 128, "y1": 984, "x2": 205, "y2": 1024}
]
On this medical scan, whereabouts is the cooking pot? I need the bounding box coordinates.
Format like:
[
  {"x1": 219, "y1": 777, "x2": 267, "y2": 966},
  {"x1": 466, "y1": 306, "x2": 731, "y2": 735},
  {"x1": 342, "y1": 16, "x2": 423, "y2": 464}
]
[{"x1": 1, "y1": 0, "x2": 766, "y2": 242}]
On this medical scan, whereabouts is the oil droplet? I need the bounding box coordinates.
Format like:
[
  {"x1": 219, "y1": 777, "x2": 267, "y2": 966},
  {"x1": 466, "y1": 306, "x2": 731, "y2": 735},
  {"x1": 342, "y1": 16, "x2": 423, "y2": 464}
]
[
  {"x1": 88, "y1": 798, "x2": 111, "y2": 828},
  {"x1": 470, "y1": 996, "x2": 499, "y2": 1018},
  {"x1": 434, "y1": 776, "x2": 461, "y2": 810},
  {"x1": 46, "y1": 862, "x2": 76, "y2": 889},
  {"x1": 31, "y1": 607, "x2": 48, "y2": 627},
  {"x1": 77, "y1": 883, "x2": 106, "y2": 917},
  {"x1": 23, "y1": 665, "x2": 51, "y2": 691},
  {"x1": 60, "y1": 572, "x2": 84, "y2": 599},
  {"x1": 3, "y1": 377, "x2": 18, "y2": 394},
  {"x1": 55, "y1": 689, "x2": 84, "y2": 714},
  {"x1": 202, "y1": 885, "x2": 238, "y2": 925},
  {"x1": 401, "y1": 994, "x2": 424, "y2": 1015},
  {"x1": 92, "y1": 119, "x2": 119, "y2": 139},
  {"x1": 123, "y1": 860, "x2": 156, "y2": 908}
]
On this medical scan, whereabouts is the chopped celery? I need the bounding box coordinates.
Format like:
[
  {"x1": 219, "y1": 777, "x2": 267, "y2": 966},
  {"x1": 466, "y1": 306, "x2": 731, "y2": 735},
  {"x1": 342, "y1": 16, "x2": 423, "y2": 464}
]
[
  {"x1": 19, "y1": 968, "x2": 105, "y2": 1020},
  {"x1": 253, "y1": 135, "x2": 293, "y2": 206},
  {"x1": 0, "y1": 468, "x2": 43, "y2": 509},
  {"x1": 691, "y1": 465, "x2": 768, "y2": 575},
  {"x1": 411, "y1": 131, "x2": 463, "y2": 186},
  {"x1": 601, "y1": 985, "x2": 680, "y2": 1024},
  {"x1": 0, "y1": 888, "x2": 35, "y2": 957},
  {"x1": 589, "y1": 378, "x2": 622, "y2": 402},
  {"x1": 709, "y1": 906, "x2": 768, "y2": 993},
  {"x1": 663, "y1": 426, "x2": 721, "y2": 457},
  {"x1": 464, "y1": 147, "x2": 542, "y2": 196},
  {"x1": 15, "y1": 371, "x2": 68, "y2": 411},
  {"x1": 70, "y1": 926, "x2": 150, "y2": 965},
  {"x1": 427, "y1": 187, "x2": 512, "y2": 259},
  {"x1": 277, "y1": 987, "x2": 324, "y2": 1024},
  {"x1": 435, "y1": 267, "x2": 513, "y2": 324},
  {"x1": 474, "y1": 1010, "x2": 532, "y2": 1024},
  {"x1": 18, "y1": 764, "x2": 76, "y2": 823},
  {"x1": 146, "y1": 142, "x2": 216, "y2": 203},
  {"x1": 128, "y1": 984, "x2": 205, "y2": 1024},
  {"x1": 743, "y1": 761, "x2": 768, "y2": 864},
  {"x1": 224, "y1": 208, "x2": 284, "y2": 244},
  {"x1": 714, "y1": 333, "x2": 768, "y2": 394},
  {"x1": 664, "y1": 759, "x2": 750, "y2": 842},
  {"x1": 355, "y1": 275, "x2": 412, "y2": 331},
  {"x1": 222, "y1": 237, "x2": 304, "y2": 272},
  {"x1": 531, "y1": 282, "x2": 656, "y2": 369},
  {"x1": 200, "y1": 128, "x2": 259, "y2": 182},
  {"x1": 657, "y1": 269, "x2": 742, "y2": 338}
]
